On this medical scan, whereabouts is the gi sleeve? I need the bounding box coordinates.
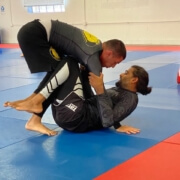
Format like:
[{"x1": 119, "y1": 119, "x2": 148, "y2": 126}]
[
  {"x1": 96, "y1": 90, "x2": 138, "y2": 128},
  {"x1": 86, "y1": 53, "x2": 102, "y2": 76},
  {"x1": 96, "y1": 91, "x2": 114, "y2": 128}
]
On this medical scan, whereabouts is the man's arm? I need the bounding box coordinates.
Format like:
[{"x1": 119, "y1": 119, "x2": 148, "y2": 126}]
[
  {"x1": 88, "y1": 72, "x2": 104, "y2": 94},
  {"x1": 87, "y1": 55, "x2": 102, "y2": 76},
  {"x1": 89, "y1": 72, "x2": 114, "y2": 127},
  {"x1": 89, "y1": 72, "x2": 140, "y2": 134}
]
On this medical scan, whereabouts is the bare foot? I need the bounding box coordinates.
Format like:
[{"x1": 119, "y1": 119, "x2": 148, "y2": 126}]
[
  {"x1": 4, "y1": 93, "x2": 36, "y2": 108},
  {"x1": 4, "y1": 99, "x2": 26, "y2": 108},
  {"x1": 3, "y1": 101, "x2": 10, "y2": 107},
  {"x1": 15, "y1": 100, "x2": 43, "y2": 113},
  {"x1": 25, "y1": 115, "x2": 58, "y2": 136},
  {"x1": 14, "y1": 94, "x2": 45, "y2": 113}
]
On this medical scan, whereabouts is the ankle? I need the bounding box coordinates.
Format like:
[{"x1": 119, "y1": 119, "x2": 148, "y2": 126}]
[
  {"x1": 33, "y1": 93, "x2": 46, "y2": 104},
  {"x1": 25, "y1": 121, "x2": 32, "y2": 130}
]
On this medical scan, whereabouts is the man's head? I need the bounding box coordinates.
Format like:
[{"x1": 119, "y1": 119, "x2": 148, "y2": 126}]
[
  {"x1": 116, "y1": 65, "x2": 152, "y2": 95},
  {"x1": 100, "y1": 39, "x2": 126, "y2": 68}
]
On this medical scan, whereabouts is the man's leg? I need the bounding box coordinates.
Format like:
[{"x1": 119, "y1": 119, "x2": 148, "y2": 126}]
[
  {"x1": 12, "y1": 57, "x2": 82, "y2": 114},
  {"x1": 51, "y1": 61, "x2": 86, "y2": 132},
  {"x1": 18, "y1": 19, "x2": 60, "y2": 73},
  {"x1": 80, "y1": 67, "x2": 94, "y2": 99},
  {"x1": 4, "y1": 71, "x2": 53, "y2": 108},
  {"x1": 25, "y1": 88, "x2": 60, "y2": 136},
  {"x1": 25, "y1": 58, "x2": 84, "y2": 134},
  {"x1": 25, "y1": 114, "x2": 58, "y2": 136},
  {"x1": 4, "y1": 82, "x2": 59, "y2": 136},
  {"x1": 4, "y1": 19, "x2": 61, "y2": 107},
  {"x1": 8, "y1": 57, "x2": 72, "y2": 113}
]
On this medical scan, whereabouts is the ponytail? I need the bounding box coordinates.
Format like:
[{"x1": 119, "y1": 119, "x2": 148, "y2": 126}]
[{"x1": 132, "y1": 65, "x2": 152, "y2": 95}]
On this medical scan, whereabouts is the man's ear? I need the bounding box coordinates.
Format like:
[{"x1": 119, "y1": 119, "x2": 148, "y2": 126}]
[
  {"x1": 131, "y1": 77, "x2": 138, "y2": 84},
  {"x1": 104, "y1": 49, "x2": 112, "y2": 57}
]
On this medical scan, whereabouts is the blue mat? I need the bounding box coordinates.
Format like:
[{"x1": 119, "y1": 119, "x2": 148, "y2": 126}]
[
  {"x1": 0, "y1": 77, "x2": 40, "y2": 91},
  {"x1": 148, "y1": 63, "x2": 179, "y2": 88},
  {"x1": 0, "y1": 116, "x2": 58, "y2": 149},
  {"x1": 1, "y1": 48, "x2": 180, "y2": 180},
  {"x1": 0, "y1": 83, "x2": 40, "y2": 111},
  {"x1": 125, "y1": 51, "x2": 168, "y2": 62},
  {"x1": 122, "y1": 106, "x2": 180, "y2": 140},
  {"x1": 0, "y1": 129, "x2": 158, "y2": 180}
]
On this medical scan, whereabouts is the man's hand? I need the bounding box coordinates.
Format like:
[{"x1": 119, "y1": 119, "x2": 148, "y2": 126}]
[
  {"x1": 88, "y1": 72, "x2": 104, "y2": 94},
  {"x1": 116, "y1": 125, "x2": 140, "y2": 134}
]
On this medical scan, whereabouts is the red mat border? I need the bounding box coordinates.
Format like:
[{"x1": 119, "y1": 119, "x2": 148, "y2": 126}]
[
  {"x1": 0, "y1": 44, "x2": 20, "y2": 48},
  {"x1": 126, "y1": 45, "x2": 180, "y2": 51},
  {"x1": 1, "y1": 44, "x2": 180, "y2": 51},
  {"x1": 94, "y1": 132, "x2": 180, "y2": 180}
]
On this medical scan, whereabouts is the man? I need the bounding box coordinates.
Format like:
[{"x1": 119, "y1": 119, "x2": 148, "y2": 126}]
[
  {"x1": 5, "y1": 56, "x2": 152, "y2": 136},
  {"x1": 17, "y1": 19, "x2": 126, "y2": 75},
  {"x1": 4, "y1": 19, "x2": 126, "y2": 113}
]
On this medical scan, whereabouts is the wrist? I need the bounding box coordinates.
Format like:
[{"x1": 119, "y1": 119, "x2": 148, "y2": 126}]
[{"x1": 95, "y1": 85, "x2": 104, "y2": 95}]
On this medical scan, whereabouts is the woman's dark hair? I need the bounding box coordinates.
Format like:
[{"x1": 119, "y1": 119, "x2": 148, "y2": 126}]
[
  {"x1": 132, "y1": 65, "x2": 152, "y2": 95},
  {"x1": 105, "y1": 39, "x2": 127, "y2": 60}
]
